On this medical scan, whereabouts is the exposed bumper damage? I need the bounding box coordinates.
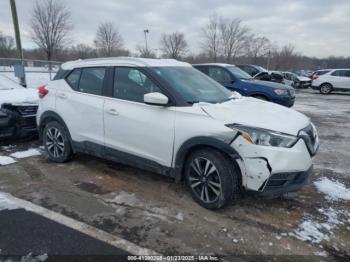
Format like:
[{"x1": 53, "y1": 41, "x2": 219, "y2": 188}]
[
  {"x1": 0, "y1": 104, "x2": 38, "y2": 141},
  {"x1": 232, "y1": 135, "x2": 314, "y2": 195}
]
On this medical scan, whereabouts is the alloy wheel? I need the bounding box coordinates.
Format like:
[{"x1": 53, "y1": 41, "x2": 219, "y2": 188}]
[
  {"x1": 188, "y1": 157, "x2": 222, "y2": 203},
  {"x1": 320, "y1": 84, "x2": 331, "y2": 94},
  {"x1": 46, "y1": 127, "x2": 65, "y2": 158}
]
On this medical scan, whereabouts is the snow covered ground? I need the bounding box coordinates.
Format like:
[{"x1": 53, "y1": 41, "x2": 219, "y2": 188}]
[
  {"x1": 0, "y1": 71, "x2": 55, "y2": 89},
  {"x1": 314, "y1": 177, "x2": 350, "y2": 201}
]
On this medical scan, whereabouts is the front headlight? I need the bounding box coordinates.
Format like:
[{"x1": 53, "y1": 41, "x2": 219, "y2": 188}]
[
  {"x1": 274, "y1": 88, "x2": 288, "y2": 96},
  {"x1": 227, "y1": 124, "x2": 298, "y2": 148}
]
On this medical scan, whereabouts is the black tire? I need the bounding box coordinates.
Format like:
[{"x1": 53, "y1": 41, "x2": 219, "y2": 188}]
[
  {"x1": 43, "y1": 121, "x2": 73, "y2": 163},
  {"x1": 320, "y1": 83, "x2": 332, "y2": 94},
  {"x1": 252, "y1": 95, "x2": 268, "y2": 101},
  {"x1": 184, "y1": 148, "x2": 240, "y2": 209}
]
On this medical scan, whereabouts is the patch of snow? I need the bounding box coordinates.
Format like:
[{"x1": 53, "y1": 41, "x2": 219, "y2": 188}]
[
  {"x1": 290, "y1": 208, "x2": 350, "y2": 244},
  {"x1": 314, "y1": 251, "x2": 328, "y2": 257},
  {"x1": 0, "y1": 192, "x2": 19, "y2": 210},
  {"x1": 108, "y1": 191, "x2": 139, "y2": 206},
  {"x1": 290, "y1": 219, "x2": 328, "y2": 243},
  {"x1": 10, "y1": 148, "x2": 41, "y2": 159},
  {"x1": 314, "y1": 177, "x2": 350, "y2": 201},
  {"x1": 175, "y1": 212, "x2": 184, "y2": 221},
  {"x1": 0, "y1": 156, "x2": 16, "y2": 165},
  {"x1": 275, "y1": 235, "x2": 282, "y2": 240}
]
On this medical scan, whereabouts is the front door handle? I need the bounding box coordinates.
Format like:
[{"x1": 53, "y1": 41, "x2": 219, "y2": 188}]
[
  {"x1": 106, "y1": 108, "x2": 119, "y2": 116},
  {"x1": 57, "y1": 93, "x2": 67, "y2": 99}
]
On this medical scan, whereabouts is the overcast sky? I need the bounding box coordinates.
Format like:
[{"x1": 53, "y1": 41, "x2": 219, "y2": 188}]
[{"x1": 1, "y1": 0, "x2": 349, "y2": 58}]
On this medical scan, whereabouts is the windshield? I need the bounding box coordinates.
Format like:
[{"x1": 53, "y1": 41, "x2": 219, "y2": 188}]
[
  {"x1": 227, "y1": 66, "x2": 252, "y2": 80},
  {"x1": 255, "y1": 65, "x2": 268, "y2": 72},
  {"x1": 153, "y1": 66, "x2": 232, "y2": 104}
]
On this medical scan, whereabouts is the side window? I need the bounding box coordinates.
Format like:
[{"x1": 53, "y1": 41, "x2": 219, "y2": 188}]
[
  {"x1": 78, "y1": 67, "x2": 106, "y2": 95},
  {"x1": 346, "y1": 70, "x2": 350, "y2": 77},
  {"x1": 114, "y1": 67, "x2": 161, "y2": 103},
  {"x1": 208, "y1": 67, "x2": 231, "y2": 83},
  {"x1": 66, "y1": 69, "x2": 81, "y2": 90},
  {"x1": 195, "y1": 66, "x2": 209, "y2": 75},
  {"x1": 331, "y1": 70, "x2": 347, "y2": 77},
  {"x1": 243, "y1": 66, "x2": 258, "y2": 76}
]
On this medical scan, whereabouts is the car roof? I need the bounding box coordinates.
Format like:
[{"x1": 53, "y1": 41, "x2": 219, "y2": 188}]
[
  {"x1": 61, "y1": 57, "x2": 192, "y2": 70},
  {"x1": 193, "y1": 63, "x2": 234, "y2": 67}
]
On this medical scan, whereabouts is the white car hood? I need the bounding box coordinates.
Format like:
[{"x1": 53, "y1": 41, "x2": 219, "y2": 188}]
[
  {"x1": 297, "y1": 76, "x2": 310, "y2": 82},
  {"x1": 0, "y1": 88, "x2": 38, "y2": 106},
  {"x1": 0, "y1": 75, "x2": 38, "y2": 106},
  {"x1": 198, "y1": 97, "x2": 310, "y2": 136}
]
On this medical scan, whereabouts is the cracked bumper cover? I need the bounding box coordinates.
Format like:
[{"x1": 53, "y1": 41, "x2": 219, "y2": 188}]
[{"x1": 232, "y1": 136, "x2": 314, "y2": 195}]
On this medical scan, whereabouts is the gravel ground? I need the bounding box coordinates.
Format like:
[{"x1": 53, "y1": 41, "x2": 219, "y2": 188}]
[{"x1": 0, "y1": 88, "x2": 349, "y2": 261}]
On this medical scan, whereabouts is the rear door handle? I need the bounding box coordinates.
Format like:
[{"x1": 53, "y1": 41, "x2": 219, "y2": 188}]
[
  {"x1": 106, "y1": 108, "x2": 119, "y2": 116},
  {"x1": 57, "y1": 93, "x2": 67, "y2": 99}
]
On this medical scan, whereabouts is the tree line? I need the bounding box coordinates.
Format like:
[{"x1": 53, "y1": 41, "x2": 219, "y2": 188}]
[{"x1": 1, "y1": 0, "x2": 349, "y2": 71}]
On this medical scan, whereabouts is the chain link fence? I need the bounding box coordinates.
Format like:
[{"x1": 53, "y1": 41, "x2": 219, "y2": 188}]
[{"x1": 0, "y1": 58, "x2": 62, "y2": 88}]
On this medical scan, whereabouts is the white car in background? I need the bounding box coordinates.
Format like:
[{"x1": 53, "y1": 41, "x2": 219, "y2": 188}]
[
  {"x1": 37, "y1": 57, "x2": 319, "y2": 209},
  {"x1": 311, "y1": 69, "x2": 350, "y2": 94},
  {"x1": 0, "y1": 75, "x2": 38, "y2": 140}
]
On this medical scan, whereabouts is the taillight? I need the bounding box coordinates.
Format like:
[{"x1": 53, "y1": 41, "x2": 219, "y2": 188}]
[
  {"x1": 38, "y1": 85, "x2": 49, "y2": 98},
  {"x1": 313, "y1": 75, "x2": 319, "y2": 80}
]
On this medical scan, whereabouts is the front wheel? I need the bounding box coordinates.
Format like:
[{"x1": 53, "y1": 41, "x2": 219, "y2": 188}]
[
  {"x1": 185, "y1": 148, "x2": 240, "y2": 209},
  {"x1": 43, "y1": 121, "x2": 73, "y2": 163},
  {"x1": 320, "y1": 84, "x2": 332, "y2": 94}
]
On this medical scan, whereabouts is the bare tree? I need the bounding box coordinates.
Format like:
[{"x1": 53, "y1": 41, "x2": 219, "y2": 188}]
[
  {"x1": 70, "y1": 44, "x2": 96, "y2": 59},
  {"x1": 30, "y1": 0, "x2": 72, "y2": 61},
  {"x1": 219, "y1": 18, "x2": 250, "y2": 63},
  {"x1": 270, "y1": 44, "x2": 301, "y2": 70},
  {"x1": 94, "y1": 22, "x2": 124, "y2": 57},
  {"x1": 136, "y1": 45, "x2": 157, "y2": 58},
  {"x1": 160, "y1": 32, "x2": 187, "y2": 59},
  {"x1": 201, "y1": 15, "x2": 221, "y2": 62},
  {"x1": 247, "y1": 36, "x2": 271, "y2": 63},
  {"x1": 0, "y1": 32, "x2": 15, "y2": 57}
]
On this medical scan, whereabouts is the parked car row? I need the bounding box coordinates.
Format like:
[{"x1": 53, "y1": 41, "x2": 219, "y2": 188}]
[
  {"x1": 34, "y1": 57, "x2": 318, "y2": 209},
  {"x1": 193, "y1": 64, "x2": 295, "y2": 107}
]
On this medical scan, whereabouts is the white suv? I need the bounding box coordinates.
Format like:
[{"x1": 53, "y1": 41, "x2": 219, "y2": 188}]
[
  {"x1": 37, "y1": 57, "x2": 319, "y2": 209},
  {"x1": 311, "y1": 69, "x2": 350, "y2": 94}
]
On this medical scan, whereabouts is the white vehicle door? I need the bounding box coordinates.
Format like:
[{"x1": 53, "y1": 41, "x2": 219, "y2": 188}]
[
  {"x1": 55, "y1": 67, "x2": 106, "y2": 149},
  {"x1": 346, "y1": 70, "x2": 350, "y2": 89},
  {"x1": 103, "y1": 67, "x2": 175, "y2": 168},
  {"x1": 329, "y1": 70, "x2": 348, "y2": 89}
]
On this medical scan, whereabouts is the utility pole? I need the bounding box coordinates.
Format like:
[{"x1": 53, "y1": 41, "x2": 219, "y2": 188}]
[
  {"x1": 9, "y1": 0, "x2": 26, "y2": 87},
  {"x1": 144, "y1": 29, "x2": 149, "y2": 51}
]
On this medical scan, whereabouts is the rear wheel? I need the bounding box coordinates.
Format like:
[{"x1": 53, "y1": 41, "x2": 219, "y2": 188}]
[
  {"x1": 43, "y1": 121, "x2": 73, "y2": 163},
  {"x1": 320, "y1": 83, "x2": 332, "y2": 94},
  {"x1": 185, "y1": 148, "x2": 240, "y2": 209}
]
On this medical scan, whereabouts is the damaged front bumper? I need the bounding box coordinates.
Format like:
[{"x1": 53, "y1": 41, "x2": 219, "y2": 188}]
[
  {"x1": 232, "y1": 135, "x2": 315, "y2": 196},
  {"x1": 0, "y1": 104, "x2": 38, "y2": 141}
]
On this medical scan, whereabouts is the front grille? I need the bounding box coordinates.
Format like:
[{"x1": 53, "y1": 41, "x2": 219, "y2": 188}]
[
  {"x1": 1, "y1": 104, "x2": 38, "y2": 137},
  {"x1": 299, "y1": 124, "x2": 319, "y2": 156},
  {"x1": 12, "y1": 105, "x2": 38, "y2": 116}
]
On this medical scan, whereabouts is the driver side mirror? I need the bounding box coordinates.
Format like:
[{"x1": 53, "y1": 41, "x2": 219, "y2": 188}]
[{"x1": 144, "y1": 92, "x2": 169, "y2": 106}]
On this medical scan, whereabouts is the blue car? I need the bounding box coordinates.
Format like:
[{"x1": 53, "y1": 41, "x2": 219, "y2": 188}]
[{"x1": 193, "y1": 63, "x2": 295, "y2": 107}]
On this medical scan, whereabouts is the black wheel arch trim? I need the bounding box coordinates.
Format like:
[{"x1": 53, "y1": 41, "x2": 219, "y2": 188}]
[{"x1": 173, "y1": 136, "x2": 242, "y2": 182}]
